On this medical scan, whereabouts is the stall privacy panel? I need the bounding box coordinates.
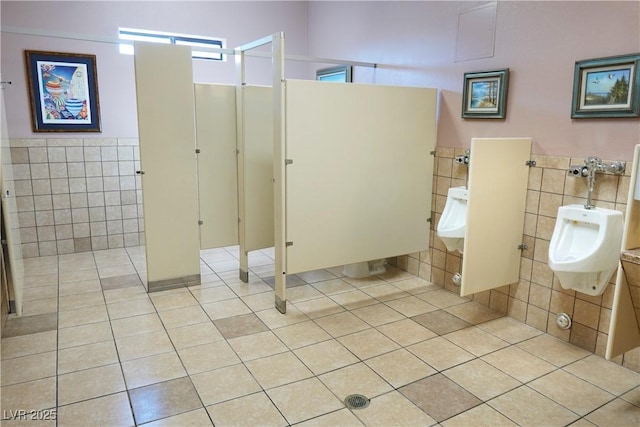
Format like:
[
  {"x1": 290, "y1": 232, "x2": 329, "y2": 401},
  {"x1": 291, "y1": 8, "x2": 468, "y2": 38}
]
[
  {"x1": 284, "y1": 80, "x2": 437, "y2": 274},
  {"x1": 239, "y1": 85, "x2": 274, "y2": 253},
  {"x1": 195, "y1": 84, "x2": 238, "y2": 250},
  {"x1": 134, "y1": 43, "x2": 200, "y2": 290},
  {"x1": 461, "y1": 137, "x2": 532, "y2": 296}
]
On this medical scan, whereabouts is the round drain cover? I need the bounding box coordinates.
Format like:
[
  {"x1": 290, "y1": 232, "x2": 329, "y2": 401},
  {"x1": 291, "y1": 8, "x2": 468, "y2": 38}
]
[{"x1": 344, "y1": 394, "x2": 370, "y2": 410}]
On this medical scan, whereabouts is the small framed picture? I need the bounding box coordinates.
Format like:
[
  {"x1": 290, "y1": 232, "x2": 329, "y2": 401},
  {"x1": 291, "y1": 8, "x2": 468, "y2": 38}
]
[
  {"x1": 316, "y1": 65, "x2": 352, "y2": 83},
  {"x1": 25, "y1": 50, "x2": 101, "y2": 132},
  {"x1": 462, "y1": 69, "x2": 509, "y2": 119},
  {"x1": 571, "y1": 53, "x2": 640, "y2": 118}
]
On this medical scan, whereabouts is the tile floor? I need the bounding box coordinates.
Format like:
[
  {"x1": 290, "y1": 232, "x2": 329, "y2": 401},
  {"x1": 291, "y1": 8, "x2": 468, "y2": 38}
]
[{"x1": 1, "y1": 246, "x2": 639, "y2": 426}]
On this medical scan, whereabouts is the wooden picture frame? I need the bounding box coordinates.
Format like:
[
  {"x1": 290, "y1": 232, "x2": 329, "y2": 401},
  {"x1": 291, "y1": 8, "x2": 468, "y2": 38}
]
[{"x1": 462, "y1": 69, "x2": 509, "y2": 119}]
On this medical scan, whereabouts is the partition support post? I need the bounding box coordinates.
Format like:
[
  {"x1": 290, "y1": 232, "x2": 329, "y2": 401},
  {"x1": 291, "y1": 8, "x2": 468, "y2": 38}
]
[
  {"x1": 235, "y1": 49, "x2": 249, "y2": 283},
  {"x1": 272, "y1": 32, "x2": 287, "y2": 313}
]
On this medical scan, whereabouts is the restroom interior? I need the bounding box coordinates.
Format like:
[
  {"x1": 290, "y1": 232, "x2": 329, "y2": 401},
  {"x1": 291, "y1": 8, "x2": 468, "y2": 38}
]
[{"x1": 1, "y1": 1, "x2": 640, "y2": 426}]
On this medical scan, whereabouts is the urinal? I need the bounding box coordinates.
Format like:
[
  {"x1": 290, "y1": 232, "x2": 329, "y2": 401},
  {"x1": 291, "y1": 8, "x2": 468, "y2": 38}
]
[
  {"x1": 437, "y1": 186, "x2": 468, "y2": 253},
  {"x1": 548, "y1": 204, "x2": 623, "y2": 296}
]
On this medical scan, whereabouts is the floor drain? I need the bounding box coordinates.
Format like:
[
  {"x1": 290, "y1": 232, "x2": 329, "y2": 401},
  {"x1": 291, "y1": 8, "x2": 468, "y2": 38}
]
[{"x1": 344, "y1": 394, "x2": 370, "y2": 410}]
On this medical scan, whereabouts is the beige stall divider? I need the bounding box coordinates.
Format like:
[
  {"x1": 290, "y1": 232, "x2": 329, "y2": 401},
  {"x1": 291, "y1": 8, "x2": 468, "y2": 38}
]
[
  {"x1": 134, "y1": 43, "x2": 200, "y2": 291},
  {"x1": 284, "y1": 80, "x2": 436, "y2": 275},
  {"x1": 194, "y1": 84, "x2": 239, "y2": 250},
  {"x1": 606, "y1": 144, "x2": 640, "y2": 360},
  {"x1": 461, "y1": 137, "x2": 532, "y2": 296}
]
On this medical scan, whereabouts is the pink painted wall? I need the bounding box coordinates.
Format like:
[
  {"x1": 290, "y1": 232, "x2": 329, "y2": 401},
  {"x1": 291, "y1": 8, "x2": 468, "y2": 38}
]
[
  {"x1": 306, "y1": 1, "x2": 640, "y2": 160},
  {"x1": 1, "y1": 1, "x2": 309, "y2": 138}
]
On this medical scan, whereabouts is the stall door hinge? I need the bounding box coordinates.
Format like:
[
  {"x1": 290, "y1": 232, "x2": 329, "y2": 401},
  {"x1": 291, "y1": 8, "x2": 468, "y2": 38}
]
[
  {"x1": 195, "y1": 148, "x2": 201, "y2": 154},
  {"x1": 525, "y1": 160, "x2": 536, "y2": 167},
  {"x1": 518, "y1": 243, "x2": 528, "y2": 250},
  {"x1": 285, "y1": 159, "x2": 293, "y2": 165},
  {"x1": 286, "y1": 241, "x2": 293, "y2": 247},
  {"x1": 427, "y1": 217, "x2": 432, "y2": 223},
  {"x1": 198, "y1": 220, "x2": 203, "y2": 225},
  {"x1": 430, "y1": 150, "x2": 436, "y2": 156}
]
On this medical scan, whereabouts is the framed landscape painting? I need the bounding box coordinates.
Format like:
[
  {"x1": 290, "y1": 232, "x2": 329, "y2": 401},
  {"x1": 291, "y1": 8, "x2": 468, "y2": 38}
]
[
  {"x1": 462, "y1": 69, "x2": 509, "y2": 119},
  {"x1": 571, "y1": 53, "x2": 640, "y2": 118},
  {"x1": 25, "y1": 50, "x2": 101, "y2": 132}
]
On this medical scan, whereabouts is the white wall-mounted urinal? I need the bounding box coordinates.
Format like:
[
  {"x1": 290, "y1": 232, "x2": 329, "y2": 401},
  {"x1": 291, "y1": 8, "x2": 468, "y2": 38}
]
[
  {"x1": 437, "y1": 186, "x2": 468, "y2": 253},
  {"x1": 548, "y1": 204, "x2": 623, "y2": 296}
]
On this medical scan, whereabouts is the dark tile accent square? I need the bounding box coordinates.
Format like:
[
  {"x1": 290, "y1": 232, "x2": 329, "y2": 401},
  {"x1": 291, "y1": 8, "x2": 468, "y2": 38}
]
[
  {"x1": 264, "y1": 274, "x2": 306, "y2": 289},
  {"x1": 74, "y1": 237, "x2": 92, "y2": 252},
  {"x1": 2, "y1": 313, "x2": 57, "y2": 338},
  {"x1": 399, "y1": 374, "x2": 482, "y2": 422},
  {"x1": 129, "y1": 377, "x2": 202, "y2": 425},
  {"x1": 411, "y1": 310, "x2": 471, "y2": 336},
  {"x1": 100, "y1": 273, "x2": 142, "y2": 290},
  {"x1": 213, "y1": 313, "x2": 269, "y2": 339}
]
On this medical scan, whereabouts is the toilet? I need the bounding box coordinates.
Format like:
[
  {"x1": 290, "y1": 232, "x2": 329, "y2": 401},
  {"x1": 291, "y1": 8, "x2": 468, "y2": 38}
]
[
  {"x1": 548, "y1": 204, "x2": 623, "y2": 296},
  {"x1": 343, "y1": 259, "x2": 386, "y2": 278},
  {"x1": 437, "y1": 186, "x2": 468, "y2": 253}
]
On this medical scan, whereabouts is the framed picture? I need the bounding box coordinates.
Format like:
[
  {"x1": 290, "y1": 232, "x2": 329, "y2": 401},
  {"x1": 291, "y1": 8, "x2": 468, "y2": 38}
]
[
  {"x1": 571, "y1": 53, "x2": 640, "y2": 118},
  {"x1": 25, "y1": 50, "x2": 101, "y2": 132},
  {"x1": 316, "y1": 65, "x2": 352, "y2": 83},
  {"x1": 462, "y1": 69, "x2": 509, "y2": 119}
]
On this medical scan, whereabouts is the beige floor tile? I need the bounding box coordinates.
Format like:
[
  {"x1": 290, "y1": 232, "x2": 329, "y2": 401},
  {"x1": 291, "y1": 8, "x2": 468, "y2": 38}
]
[
  {"x1": 481, "y1": 346, "x2": 556, "y2": 382},
  {"x1": 58, "y1": 291, "x2": 105, "y2": 312},
  {"x1": 517, "y1": 334, "x2": 591, "y2": 367},
  {"x1": 59, "y1": 268, "x2": 99, "y2": 284},
  {"x1": 445, "y1": 302, "x2": 504, "y2": 324},
  {"x1": 585, "y1": 398, "x2": 640, "y2": 427},
  {"x1": 377, "y1": 318, "x2": 437, "y2": 346},
  {"x1": 352, "y1": 390, "x2": 437, "y2": 426},
  {"x1": 58, "y1": 364, "x2": 126, "y2": 405},
  {"x1": 57, "y1": 391, "x2": 134, "y2": 427},
  {"x1": 227, "y1": 280, "x2": 273, "y2": 297},
  {"x1": 150, "y1": 289, "x2": 199, "y2": 311},
  {"x1": 286, "y1": 285, "x2": 325, "y2": 303},
  {"x1": 330, "y1": 289, "x2": 379, "y2": 310},
  {"x1": 296, "y1": 269, "x2": 338, "y2": 284},
  {"x1": 58, "y1": 340, "x2": 119, "y2": 374},
  {"x1": 407, "y1": 336, "x2": 475, "y2": 371},
  {"x1": 58, "y1": 321, "x2": 113, "y2": 349},
  {"x1": 140, "y1": 408, "x2": 213, "y2": 427},
  {"x1": 342, "y1": 276, "x2": 385, "y2": 289},
  {"x1": 2, "y1": 313, "x2": 57, "y2": 338},
  {"x1": 201, "y1": 297, "x2": 252, "y2": 320},
  {"x1": 228, "y1": 331, "x2": 288, "y2": 362},
  {"x1": 207, "y1": 391, "x2": 287, "y2": 427},
  {"x1": 294, "y1": 339, "x2": 360, "y2": 375},
  {"x1": 296, "y1": 408, "x2": 364, "y2": 426},
  {"x1": 58, "y1": 304, "x2": 109, "y2": 328},
  {"x1": 107, "y1": 297, "x2": 155, "y2": 320},
  {"x1": 563, "y1": 354, "x2": 640, "y2": 395},
  {"x1": 1, "y1": 377, "x2": 56, "y2": 412},
  {"x1": 167, "y1": 321, "x2": 224, "y2": 349},
  {"x1": 241, "y1": 291, "x2": 277, "y2": 312},
  {"x1": 384, "y1": 295, "x2": 437, "y2": 317},
  {"x1": 1, "y1": 330, "x2": 57, "y2": 359},
  {"x1": 0, "y1": 351, "x2": 57, "y2": 386},
  {"x1": 157, "y1": 306, "x2": 210, "y2": 329},
  {"x1": 477, "y1": 316, "x2": 543, "y2": 344},
  {"x1": 266, "y1": 378, "x2": 343, "y2": 425},
  {"x1": 319, "y1": 362, "x2": 393, "y2": 401},
  {"x1": 246, "y1": 351, "x2": 314, "y2": 389},
  {"x1": 488, "y1": 385, "x2": 579, "y2": 426},
  {"x1": 417, "y1": 288, "x2": 470, "y2": 308},
  {"x1": 255, "y1": 305, "x2": 309, "y2": 329},
  {"x1": 365, "y1": 349, "x2": 436, "y2": 388},
  {"x1": 111, "y1": 313, "x2": 165, "y2": 339},
  {"x1": 443, "y1": 359, "x2": 521, "y2": 401},
  {"x1": 620, "y1": 386, "x2": 640, "y2": 406},
  {"x1": 115, "y1": 330, "x2": 174, "y2": 361},
  {"x1": 129, "y1": 377, "x2": 202, "y2": 425},
  {"x1": 58, "y1": 279, "x2": 103, "y2": 296},
  {"x1": 191, "y1": 364, "x2": 261, "y2": 406},
  {"x1": 338, "y1": 328, "x2": 400, "y2": 360},
  {"x1": 311, "y1": 278, "x2": 355, "y2": 295},
  {"x1": 177, "y1": 341, "x2": 241, "y2": 375},
  {"x1": 391, "y1": 277, "x2": 437, "y2": 294},
  {"x1": 23, "y1": 284, "x2": 58, "y2": 301},
  {"x1": 376, "y1": 266, "x2": 418, "y2": 282},
  {"x1": 102, "y1": 285, "x2": 148, "y2": 304},
  {"x1": 21, "y1": 297, "x2": 58, "y2": 316},
  {"x1": 441, "y1": 403, "x2": 518, "y2": 426},
  {"x1": 444, "y1": 326, "x2": 509, "y2": 356},
  {"x1": 121, "y1": 352, "x2": 187, "y2": 389},
  {"x1": 361, "y1": 283, "x2": 410, "y2": 302},
  {"x1": 351, "y1": 303, "x2": 406, "y2": 327},
  {"x1": 292, "y1": 296, "x2": 345, "y2": 319},
  {"x1": 189, "y1": 285, "x2": 236, "y2": 304},
  {"x1": 314, "y1": 311, "x2": 370, "y2": 337},
  {"x1": 273, "y1": 320, "x2": 331, "y2": 349},
  {"x1": 528, "y1": 370, "x2": 614, "y2": 415}
]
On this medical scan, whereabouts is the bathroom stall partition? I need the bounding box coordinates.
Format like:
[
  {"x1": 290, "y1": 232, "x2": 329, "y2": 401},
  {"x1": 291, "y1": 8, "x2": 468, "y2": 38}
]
[
  {"x1": 606, "y1": 143, "x2": 640, "y2": 360},
  {"x1": 460, "y1": 137, "x2": 532, "y2": 297}
]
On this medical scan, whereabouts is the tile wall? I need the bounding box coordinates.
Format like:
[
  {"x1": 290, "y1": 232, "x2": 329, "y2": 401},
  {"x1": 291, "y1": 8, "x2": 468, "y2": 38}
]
[
  {"x1": 396, "y1": 146, "x2": 640, "y2": 372},
  {"x1": 9, "y1": 138, "x2": 144, "y2": 258}
]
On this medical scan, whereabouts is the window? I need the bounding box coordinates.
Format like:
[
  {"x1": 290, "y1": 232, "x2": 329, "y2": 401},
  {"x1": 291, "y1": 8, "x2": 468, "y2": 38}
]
[
  {"x1": 316, "y1": 65, "x2": 352, "y2": 83},
  {"x1": 118, "y1": 28, "x2": 225, "y2": 61}
]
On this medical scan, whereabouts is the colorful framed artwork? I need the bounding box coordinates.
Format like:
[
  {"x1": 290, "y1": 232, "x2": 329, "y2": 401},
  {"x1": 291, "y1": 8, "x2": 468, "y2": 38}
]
[
  {"x1": 462, "y1": 69, "x2": 509, "y2": 119},
  {"x1": 316, "y1": 65, "x2": 352, "y2": 83},
  {"x1": 571, "y1": 53, "x2": 640, "y2": 118},
  {"x1": 25, "y1": 50, "x2": 101, "y2": 132}
]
